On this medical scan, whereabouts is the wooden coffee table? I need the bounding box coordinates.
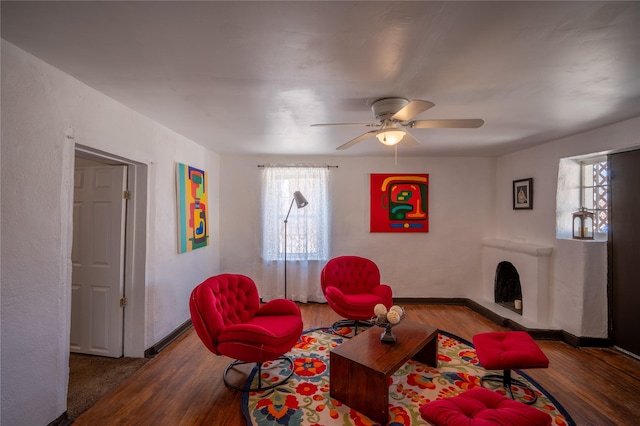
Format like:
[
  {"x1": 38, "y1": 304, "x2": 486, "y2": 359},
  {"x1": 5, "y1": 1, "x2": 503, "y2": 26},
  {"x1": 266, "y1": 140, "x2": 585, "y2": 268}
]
[{"x1": 329, "y1": 320, "x2": 438, "y2": 424}]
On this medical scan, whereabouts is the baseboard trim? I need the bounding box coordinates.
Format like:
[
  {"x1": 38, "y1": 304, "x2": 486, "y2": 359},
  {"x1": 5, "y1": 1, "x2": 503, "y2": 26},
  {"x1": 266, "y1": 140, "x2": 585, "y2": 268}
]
[
  {"x1": 395, "y1": 297, "x2": 468, "y2": 305},
  {"x1": 395, "y1": 297, "x2": 609, "y2": 348},
  {"x1": 144, "y1": 319, "x2": 193, "y2": 358},
  {"x1": 561, "y1": 331, "x2": 612, "y2": 348},
  {"x1": 47, "y1": 412, "x2": 73, "y2": 426}
]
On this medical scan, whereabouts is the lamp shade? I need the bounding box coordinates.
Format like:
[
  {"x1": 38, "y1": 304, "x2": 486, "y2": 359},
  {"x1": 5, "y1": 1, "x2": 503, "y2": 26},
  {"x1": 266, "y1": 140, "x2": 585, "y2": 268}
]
[
  {"x1": 293, "y1": 191, "x2": 308, "y2": 208},
  {"x1": 375, "y1": 122, "x2": 406, "y2": 146}
]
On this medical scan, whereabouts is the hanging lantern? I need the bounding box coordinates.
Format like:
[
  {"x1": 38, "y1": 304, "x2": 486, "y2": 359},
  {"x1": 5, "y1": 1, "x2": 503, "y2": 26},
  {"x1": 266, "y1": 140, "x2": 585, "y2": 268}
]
[{"x1": 572, "y1": 207, "x2": 595, "y2": 240}]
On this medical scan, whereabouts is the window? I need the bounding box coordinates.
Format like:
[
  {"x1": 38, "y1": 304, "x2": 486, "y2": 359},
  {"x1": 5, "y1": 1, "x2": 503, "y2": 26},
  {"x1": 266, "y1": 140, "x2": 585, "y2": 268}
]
[
  {"x1": 581, "y1": 159, "x2": 609, "y2": 233},
  {"x1": 261, "y1": 167, "x2": 329, "y2": 261}
]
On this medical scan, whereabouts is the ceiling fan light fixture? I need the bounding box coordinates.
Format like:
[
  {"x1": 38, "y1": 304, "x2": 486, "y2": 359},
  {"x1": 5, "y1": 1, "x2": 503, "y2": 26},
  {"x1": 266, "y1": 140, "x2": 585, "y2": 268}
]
[{"x1": 376, "y1": 128, "x2": 406, "y2": 146}]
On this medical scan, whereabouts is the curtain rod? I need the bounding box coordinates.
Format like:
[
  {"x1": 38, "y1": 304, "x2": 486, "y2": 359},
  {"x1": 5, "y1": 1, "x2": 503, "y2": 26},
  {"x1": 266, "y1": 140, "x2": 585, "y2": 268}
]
[{"x1": 257, "y1": 165, "x2": 338, "y2": 168}]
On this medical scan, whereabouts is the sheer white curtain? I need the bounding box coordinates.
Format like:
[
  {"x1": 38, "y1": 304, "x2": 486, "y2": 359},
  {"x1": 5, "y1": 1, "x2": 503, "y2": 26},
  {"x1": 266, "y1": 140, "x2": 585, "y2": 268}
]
[{"x1": 261, "y1": 166, "x2": 329, "y2": 302}]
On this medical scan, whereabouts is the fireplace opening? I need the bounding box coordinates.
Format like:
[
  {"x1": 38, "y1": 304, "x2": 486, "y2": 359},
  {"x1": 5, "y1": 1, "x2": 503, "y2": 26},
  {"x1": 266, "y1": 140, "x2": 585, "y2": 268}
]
[{"x1": 494, "y1": 261, "x2": 523, "y2": 315}]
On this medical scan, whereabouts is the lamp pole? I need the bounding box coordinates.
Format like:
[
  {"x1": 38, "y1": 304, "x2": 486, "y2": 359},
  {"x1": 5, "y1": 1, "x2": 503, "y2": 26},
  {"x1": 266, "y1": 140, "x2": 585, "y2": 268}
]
[
  {"x1": 283, "y1": 191, "x2": 308, "y2": 300},
  {"x1": 284, "y1": 198, "x2": 294, "y2": 300}
]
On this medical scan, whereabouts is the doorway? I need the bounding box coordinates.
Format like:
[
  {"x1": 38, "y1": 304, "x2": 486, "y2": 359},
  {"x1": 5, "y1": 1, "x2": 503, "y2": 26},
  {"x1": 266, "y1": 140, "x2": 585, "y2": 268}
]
[
  {"x1": 67, "y1": 147, "x2": 148, "y2": 417},
  {"x1": 71, "y1": 146, "x2": 148, "y2": 358}
]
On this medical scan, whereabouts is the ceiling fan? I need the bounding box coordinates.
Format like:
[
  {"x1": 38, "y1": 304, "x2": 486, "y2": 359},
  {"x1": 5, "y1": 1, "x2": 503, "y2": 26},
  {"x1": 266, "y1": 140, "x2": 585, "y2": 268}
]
[{"x1": 311, "y1": 97, "x2": 484, "y2": 150}]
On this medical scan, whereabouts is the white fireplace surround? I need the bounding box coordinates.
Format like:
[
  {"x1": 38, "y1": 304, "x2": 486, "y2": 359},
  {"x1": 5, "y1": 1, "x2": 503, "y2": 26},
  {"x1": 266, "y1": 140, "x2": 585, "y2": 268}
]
[{"x1": 481, "y1": 239, "x2": 553, "y2": 329}]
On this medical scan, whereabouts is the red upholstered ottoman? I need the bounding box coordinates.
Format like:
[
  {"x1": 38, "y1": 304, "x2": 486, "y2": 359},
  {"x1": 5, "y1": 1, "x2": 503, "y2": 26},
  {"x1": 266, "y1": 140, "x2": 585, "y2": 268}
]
[
  {"x1": 473, "y1": 331, "x2": 549, "y2": 404},
  {"x1": 419, "y1": 387, "x2": 552, "y2": 426}
]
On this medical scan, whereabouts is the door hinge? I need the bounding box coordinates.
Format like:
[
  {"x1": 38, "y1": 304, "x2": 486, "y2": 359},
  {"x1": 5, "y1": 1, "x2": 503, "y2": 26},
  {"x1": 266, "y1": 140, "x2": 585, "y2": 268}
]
[
  {"x1": 120, "y1": 297, "x2": 128, "y2": 307},
  {"x1": 123, "y1": 190, "x2": 131, "y2": 200}
]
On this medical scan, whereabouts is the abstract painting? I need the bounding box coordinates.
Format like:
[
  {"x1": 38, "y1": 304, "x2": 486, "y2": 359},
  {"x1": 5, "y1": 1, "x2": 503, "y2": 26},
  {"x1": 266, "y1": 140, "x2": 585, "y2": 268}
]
[
  {"x1": 176, "y1": 163, "x2": 209, "y2": 252},
  {"x1": 370, "y1": 173, "x2": 429, "y2": 233}
]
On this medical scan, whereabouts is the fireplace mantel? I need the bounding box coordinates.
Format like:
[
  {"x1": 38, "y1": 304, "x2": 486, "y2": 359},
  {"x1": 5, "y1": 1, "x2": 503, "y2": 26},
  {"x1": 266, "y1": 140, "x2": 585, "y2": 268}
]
[{"x1": 482, "y1": 239, "x2": 552, "y2": 257}]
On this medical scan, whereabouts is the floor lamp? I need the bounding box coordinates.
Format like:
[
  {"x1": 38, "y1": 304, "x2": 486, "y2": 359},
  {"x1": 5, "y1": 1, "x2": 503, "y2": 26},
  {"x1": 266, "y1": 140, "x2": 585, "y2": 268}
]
[{"x1": 284, "y1": 191, "x2": 308, "y2": 300}]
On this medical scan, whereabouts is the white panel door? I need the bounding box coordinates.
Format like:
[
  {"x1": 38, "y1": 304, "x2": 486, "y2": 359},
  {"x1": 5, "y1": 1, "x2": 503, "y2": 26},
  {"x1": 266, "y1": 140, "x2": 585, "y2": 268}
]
[{"x1": 71, "y1": 165, "x2": 127, "y2": 357}]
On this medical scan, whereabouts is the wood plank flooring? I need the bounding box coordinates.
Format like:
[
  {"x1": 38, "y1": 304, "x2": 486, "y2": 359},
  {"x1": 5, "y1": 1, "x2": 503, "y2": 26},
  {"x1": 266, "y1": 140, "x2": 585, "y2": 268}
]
[{"x1": 72, "y1": 304, "x2": 640, "y2": 425}]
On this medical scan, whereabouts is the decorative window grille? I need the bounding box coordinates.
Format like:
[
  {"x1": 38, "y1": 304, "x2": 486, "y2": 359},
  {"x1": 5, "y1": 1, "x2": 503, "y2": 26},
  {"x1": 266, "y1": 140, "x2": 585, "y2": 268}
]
[{"x1": 581, "y1": 160, "x2": 609, "y2": 233}]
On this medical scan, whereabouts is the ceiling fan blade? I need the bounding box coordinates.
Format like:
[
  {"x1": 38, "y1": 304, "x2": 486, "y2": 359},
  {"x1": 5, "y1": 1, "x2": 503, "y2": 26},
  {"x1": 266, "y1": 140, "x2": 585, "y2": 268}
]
[
  {"x1": 400, "y1": 130, "x2": 419, "y2": 146},
  {"x1": 311, "y1": 122, "x2": 378, "y2": 127},
  {"x1": 336, "y1": 130, "x2": 378, "y2": 150},
  {"x1": 410, "y1": 119, "x2": 485, "y2": 129},
  {"x1": 392, "y1": 100, "x2": 435, "y2": 122}
]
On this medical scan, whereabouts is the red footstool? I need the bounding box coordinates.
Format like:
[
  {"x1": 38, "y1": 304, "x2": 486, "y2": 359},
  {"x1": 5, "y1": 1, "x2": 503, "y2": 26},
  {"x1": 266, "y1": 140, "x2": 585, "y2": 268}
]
[
  {"x1": 419, "y1": 387, "x2": 552, "y2": 426},
  {"x1": 473, "y1": 331, "x2": 549, "y2": 404}
]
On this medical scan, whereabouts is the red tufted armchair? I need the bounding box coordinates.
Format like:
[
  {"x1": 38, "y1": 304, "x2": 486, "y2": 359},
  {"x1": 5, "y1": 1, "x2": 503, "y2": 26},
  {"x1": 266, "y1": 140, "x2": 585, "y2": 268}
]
[
  {"x1": 189, "y1": 274, "x2": 303, "y2": 391},
  {"x1": 320, "y1": 256, "x2": 393, "y2": 337}
]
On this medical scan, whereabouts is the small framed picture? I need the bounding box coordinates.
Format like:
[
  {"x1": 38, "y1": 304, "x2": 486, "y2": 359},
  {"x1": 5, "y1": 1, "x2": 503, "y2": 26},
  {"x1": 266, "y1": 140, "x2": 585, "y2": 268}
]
[{"x1": 513, "y1": 178, "x2": 533, "y2": 210}]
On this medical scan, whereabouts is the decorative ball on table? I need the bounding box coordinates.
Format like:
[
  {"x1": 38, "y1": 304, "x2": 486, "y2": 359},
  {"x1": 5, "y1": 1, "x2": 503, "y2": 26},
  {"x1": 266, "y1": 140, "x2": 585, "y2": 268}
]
[
  {"x1": 374, "y1": 303, "x2": 388, "y2": 323},
  {"x1": 387, "y1": 309, "x2": 401, "y2": 324},
  {"x1": 371, "y1": 304, "x2": 406, "y2": 343}
]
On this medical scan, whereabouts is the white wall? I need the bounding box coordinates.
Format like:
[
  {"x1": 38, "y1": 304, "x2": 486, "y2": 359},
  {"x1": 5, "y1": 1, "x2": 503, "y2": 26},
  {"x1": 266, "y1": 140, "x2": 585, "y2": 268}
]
[
  {"x1": 1, "y1": 41, "x2": 221, "y2": 425},
  {"x1": 495, "y1": 116, "x2": 640, "y2": 336},
  {"x1": 219, "y1": 155, "x2": 497, "y2": 300}
]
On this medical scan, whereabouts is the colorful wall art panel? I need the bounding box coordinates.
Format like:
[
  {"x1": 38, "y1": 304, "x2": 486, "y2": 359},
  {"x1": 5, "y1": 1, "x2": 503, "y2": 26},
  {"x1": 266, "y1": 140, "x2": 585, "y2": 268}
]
[
  {"x1": 370, "y1": 173, "x2": 429, "y2": 233},
  {"x1": 176, "y1": 163, "x2": 209, "y2": 252}
]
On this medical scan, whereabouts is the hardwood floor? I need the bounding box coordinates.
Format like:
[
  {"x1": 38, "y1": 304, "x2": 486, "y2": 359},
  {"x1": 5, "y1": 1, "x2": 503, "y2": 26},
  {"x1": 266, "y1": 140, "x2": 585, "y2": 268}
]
[{"x1": 72, "y1": 304, "x2": 640, "y2": 425}]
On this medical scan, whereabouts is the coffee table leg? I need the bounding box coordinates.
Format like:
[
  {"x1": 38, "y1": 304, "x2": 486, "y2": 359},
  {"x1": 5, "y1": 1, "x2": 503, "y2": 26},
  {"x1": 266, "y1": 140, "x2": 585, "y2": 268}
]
[
  {"x1": 330, "y1": 353, "x2": 389, "y2": 424},
  {"x1": 412, "y1": 332, "x2": 438, "y2": 367}
]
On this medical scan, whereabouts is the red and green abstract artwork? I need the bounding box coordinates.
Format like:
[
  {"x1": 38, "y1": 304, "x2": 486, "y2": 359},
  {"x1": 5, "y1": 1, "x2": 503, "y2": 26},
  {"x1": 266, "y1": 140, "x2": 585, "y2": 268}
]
[{"x1": 370, "y1": 173, "x2": 429, "y2": 233}]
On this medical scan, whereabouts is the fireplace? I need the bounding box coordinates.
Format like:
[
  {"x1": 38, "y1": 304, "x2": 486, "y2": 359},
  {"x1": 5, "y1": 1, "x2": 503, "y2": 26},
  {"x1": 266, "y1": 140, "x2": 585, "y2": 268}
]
[
  {"x1": 494, "y1": 261, "x2": 522, "y2": 315},
  {"x1": 482, "y1": 239, "x2": 552, "y2": 327}
]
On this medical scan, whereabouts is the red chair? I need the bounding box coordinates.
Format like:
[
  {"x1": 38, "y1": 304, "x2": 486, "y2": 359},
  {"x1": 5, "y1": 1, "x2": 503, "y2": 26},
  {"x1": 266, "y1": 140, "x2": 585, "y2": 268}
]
[
  {"x1": 320, "y1": 256, "x2": 393, "y2": 337},
  {"x1": 189, "y1": 274, "x2": 303, "y2": 391}
]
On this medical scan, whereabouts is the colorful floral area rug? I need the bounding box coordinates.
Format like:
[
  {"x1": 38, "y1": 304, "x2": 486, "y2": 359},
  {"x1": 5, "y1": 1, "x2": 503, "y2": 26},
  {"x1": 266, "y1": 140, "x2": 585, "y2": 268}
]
[{"x1": 242, "y1": 327, "x2": 575, "y2": 426}]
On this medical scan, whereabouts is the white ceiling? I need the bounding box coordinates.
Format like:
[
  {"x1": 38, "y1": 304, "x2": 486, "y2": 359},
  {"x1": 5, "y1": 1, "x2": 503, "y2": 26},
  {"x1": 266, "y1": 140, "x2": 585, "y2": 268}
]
[{"x1": 2, "y1": 1, "x2": 639, "y2": 157}]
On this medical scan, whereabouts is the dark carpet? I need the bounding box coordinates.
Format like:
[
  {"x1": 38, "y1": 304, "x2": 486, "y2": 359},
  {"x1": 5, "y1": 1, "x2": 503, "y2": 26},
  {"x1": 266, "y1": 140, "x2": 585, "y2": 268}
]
[{"x1": 67, "y1": 353, "x2": 149, "y2": 420}]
